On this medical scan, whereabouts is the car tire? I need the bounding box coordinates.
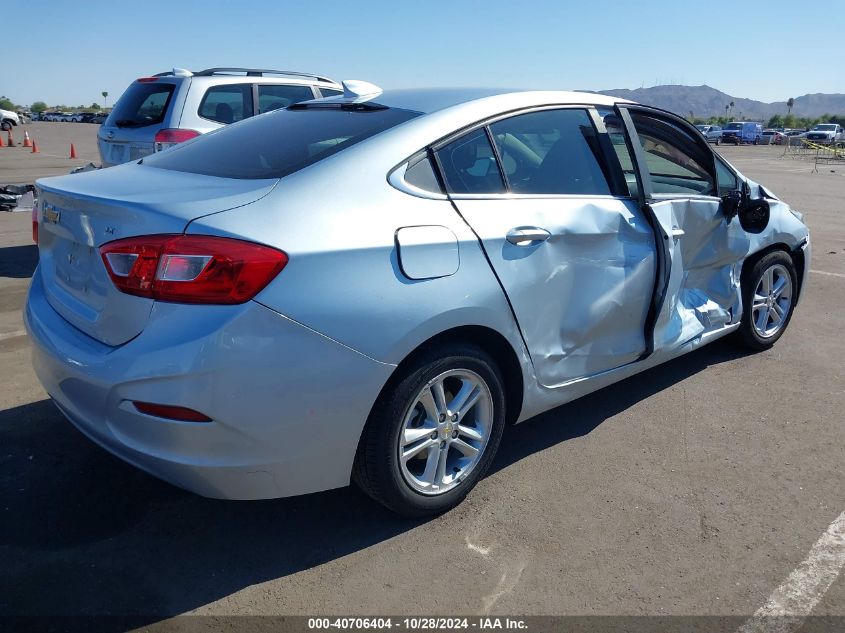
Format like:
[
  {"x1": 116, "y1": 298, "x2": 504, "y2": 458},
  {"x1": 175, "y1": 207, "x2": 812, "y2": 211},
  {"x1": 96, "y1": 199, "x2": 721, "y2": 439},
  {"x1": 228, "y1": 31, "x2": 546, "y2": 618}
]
[
  {"x1": 715, "y1": 138, "x2": 721, "y2": 146},
  {"x1": 353, "y1": 343, "x2": 506, "y2": 517},
  {"x1": 0, "y1": 120, "x2": 10, "y2": 131},
  {"x1": 736, "y1": 250, "x2": 797, "y2": 351}
]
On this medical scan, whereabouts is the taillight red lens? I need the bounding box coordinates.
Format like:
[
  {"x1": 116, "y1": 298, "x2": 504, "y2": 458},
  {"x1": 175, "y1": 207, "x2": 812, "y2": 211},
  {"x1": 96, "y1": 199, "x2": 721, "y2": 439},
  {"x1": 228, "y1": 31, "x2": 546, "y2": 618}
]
[
  {"x1": 100, "y1": 234, "x2": 288, "y2": 304},
  {"x1": 154, "y1": 128, "x2": 200, "y2": 144},
  {"x1": 31, "y1": 205, "x2": 38, "y2": 244}
]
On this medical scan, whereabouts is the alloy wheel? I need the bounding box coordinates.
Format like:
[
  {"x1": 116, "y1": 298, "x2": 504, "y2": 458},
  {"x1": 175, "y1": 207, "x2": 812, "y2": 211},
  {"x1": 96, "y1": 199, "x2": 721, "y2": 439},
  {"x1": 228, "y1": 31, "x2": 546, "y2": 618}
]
[
  {"x1": 751, "y1": 263, "x2": 793, "y2": 338},
  {"x1": 397, "y1": 369, "x2": 493, "y2": 495}
]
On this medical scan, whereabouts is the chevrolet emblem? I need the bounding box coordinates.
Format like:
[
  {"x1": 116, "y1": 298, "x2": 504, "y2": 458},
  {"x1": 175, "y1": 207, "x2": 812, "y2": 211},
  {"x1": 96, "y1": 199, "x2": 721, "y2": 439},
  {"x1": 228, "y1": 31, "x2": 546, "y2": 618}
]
[{"x1": 44, "y1": 204, "x2": 61, "y2": 224}]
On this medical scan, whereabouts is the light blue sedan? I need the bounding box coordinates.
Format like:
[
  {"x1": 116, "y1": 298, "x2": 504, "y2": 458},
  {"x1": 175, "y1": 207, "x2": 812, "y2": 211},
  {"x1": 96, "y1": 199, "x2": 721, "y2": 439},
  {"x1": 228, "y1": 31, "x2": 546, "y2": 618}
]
[{"x1": 26, "y1": 82, "x2": 810, "y2": 516}]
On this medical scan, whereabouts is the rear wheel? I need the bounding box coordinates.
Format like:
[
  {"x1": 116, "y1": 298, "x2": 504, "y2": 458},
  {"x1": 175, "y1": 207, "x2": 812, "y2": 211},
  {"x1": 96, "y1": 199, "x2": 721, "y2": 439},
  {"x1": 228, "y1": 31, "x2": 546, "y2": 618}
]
[
  {"x1": 353, "y1": 344, "x2": 506, "y2": 517},
  {"x1": 737, "y1": 251, "x2": 797, "y2": 351}
]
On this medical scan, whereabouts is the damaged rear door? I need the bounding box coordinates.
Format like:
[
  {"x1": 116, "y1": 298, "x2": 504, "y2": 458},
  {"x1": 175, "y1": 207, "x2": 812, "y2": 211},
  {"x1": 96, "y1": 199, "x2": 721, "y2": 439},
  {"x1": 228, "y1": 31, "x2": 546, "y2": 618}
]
[
  {"x1": 436, "y1": 106, "x2": 657, "y2": 388},
  {"x1": 618, "y1": 106, "x2": 749, "y2": 351}
]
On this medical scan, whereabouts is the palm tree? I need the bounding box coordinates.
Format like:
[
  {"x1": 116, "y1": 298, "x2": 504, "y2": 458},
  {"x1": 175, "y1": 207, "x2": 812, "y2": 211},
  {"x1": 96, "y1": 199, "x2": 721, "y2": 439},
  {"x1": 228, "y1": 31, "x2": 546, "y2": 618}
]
[
  {"x1": 725, "y1": 104, "x2": 730, "y2": 118},
  {"x1": 787, "y1": 97, "x2": 795, "y2": 116},
  {"x1": 101, "y1": 91, "x2": 109, "y2": 108},
  {"x1": 729, "y1": 101, "x2": 735, "y2": 117}
]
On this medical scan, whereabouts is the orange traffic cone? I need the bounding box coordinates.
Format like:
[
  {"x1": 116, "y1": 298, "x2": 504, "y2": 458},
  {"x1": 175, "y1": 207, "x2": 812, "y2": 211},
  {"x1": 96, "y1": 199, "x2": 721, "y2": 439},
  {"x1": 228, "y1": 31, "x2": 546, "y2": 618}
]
[
  {"x1": 69, "y1": 143, "x2": 77, "y2": 159},
  {"x1": 31, "y1": 140, "x2": 39, "y2": 154},
  {"x1": 0, "y1": 133, "x2": 4, "y2": 147},
  {"x1": 22, "y1": 131, "x2": 32, "y2": 148},
  {"x1": 6, "y1": 130, "x2": 13, "y2": 146}
]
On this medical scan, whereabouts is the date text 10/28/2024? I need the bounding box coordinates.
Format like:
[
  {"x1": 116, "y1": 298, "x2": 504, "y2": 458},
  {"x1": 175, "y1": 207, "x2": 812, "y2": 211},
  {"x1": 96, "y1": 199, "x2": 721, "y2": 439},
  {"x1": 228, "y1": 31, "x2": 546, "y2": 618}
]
[{"x1": 308, "y1": 617, "x2": 528, "y2": 630}]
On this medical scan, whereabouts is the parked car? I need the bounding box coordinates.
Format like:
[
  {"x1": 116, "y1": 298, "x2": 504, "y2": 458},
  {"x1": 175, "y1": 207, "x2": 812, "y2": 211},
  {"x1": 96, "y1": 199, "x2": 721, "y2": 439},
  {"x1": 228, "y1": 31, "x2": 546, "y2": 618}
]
[
  {"x1": 1, "y1": 108, "x2": 20, "y2": 130},
  {"x1": 695, "y1": 124, "x2": 722, "y2": 144},
  {"x1": 90, "y1": 113, "x2": 108, "y2": 124},
  {"x1": 28, "y1": 84, "x2": 811, "y2": 516},
  {"x1": 762, "y1": 129, "x2": 786, "y2": 145},
  {"x1": 805, "y1": 123, "x2": 844, "y2": 144},
  {"x1": 721, "y1": 122, "x2": 763, "y2": 145},
  {"x1": 98, "y1": 67, "x2": 343, "y2": 167}
]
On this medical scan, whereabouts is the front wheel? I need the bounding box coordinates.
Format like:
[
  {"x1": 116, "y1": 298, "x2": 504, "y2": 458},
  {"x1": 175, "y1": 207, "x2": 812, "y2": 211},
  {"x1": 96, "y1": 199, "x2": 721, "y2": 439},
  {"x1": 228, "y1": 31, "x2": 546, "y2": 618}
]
[
  {"x1": 353, "y1": 344, "x2": 506, "y2": 516},
  {"x1": 715, "y1": 138, "x2": 721, "y2": 146},
  {"x1": 736, "y1": 251, "x2": 797, "y2": 351},
  {"x1": 0, "y1": 121, "x2": 10, "y2": 131}
]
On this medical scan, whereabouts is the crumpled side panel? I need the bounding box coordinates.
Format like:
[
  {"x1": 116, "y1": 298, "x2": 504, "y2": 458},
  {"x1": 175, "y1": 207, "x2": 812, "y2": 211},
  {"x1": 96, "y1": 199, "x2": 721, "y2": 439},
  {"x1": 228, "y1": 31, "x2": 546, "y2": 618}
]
[
  {"x1": 651, "y1": 198, "x2": 750, "y2": 349},
  {"x1": 452, "y1": 197, "x2": 656, "y2": 387}
]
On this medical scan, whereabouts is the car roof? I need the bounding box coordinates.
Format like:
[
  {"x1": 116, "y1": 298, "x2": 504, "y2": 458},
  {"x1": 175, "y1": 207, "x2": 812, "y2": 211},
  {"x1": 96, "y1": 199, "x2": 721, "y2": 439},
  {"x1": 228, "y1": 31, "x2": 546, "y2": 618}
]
[{"x1": 312, "y1": 87, "x2": 630, "y2": 115}]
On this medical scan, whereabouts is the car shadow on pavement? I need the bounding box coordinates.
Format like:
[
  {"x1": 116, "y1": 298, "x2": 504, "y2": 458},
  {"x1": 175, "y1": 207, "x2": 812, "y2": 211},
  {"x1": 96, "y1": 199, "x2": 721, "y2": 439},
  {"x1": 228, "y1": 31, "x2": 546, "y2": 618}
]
[
  {"x1": 0, "y1": 339, "x2": 752, "y2": 627},
  {"x1": 0, "y1": 244, "x2": 38, "y2": 278},
  {"x1": 491, "y1": 337, "x2": 753, "y2": 475}
]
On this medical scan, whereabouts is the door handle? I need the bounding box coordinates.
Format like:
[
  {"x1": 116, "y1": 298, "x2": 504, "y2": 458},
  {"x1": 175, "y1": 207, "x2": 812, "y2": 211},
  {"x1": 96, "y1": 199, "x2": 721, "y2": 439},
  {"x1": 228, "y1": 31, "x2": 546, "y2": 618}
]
[
  {"x1": 506, "y1": 227, "x2": 551, "y2": 245},
  {"x1": 671, "y1": 226, "x2": 685, "y2": 237}
]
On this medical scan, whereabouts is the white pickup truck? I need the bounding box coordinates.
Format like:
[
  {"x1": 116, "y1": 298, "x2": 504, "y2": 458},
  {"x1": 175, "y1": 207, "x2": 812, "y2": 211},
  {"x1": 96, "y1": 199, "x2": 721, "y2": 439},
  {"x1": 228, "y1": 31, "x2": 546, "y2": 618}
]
[
  {"x1": 1, "y1": 108, "x2": 21, "y2": 131},
  {"x1": 805, "y1": 123, "x2": 844, "y2": 144}
]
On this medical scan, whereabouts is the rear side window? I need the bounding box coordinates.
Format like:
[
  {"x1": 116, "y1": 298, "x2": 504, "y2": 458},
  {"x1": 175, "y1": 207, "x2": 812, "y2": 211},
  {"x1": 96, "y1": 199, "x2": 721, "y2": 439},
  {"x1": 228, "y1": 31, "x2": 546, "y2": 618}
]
[
  {"x1": 435, "y1": 130, "x2": 505, "y2": 194},
  {"x1": 199, "y1": 84, "x2": 253, "y2": 124},
  {"x1": 489, "y1": 108, "x2": 612, "y2": 195},
  {"x1": 257, "y1": 85, "x2": 316, "y2": 114},
  {"x1": 144, "y1": 106, "x2": 421, "y2": 179},
  {"x1": 319, "y1": 88, "x2": 344, "y2": 98},
  {"x1": 108, "y1": 82, "x2": 175, "y2": 128}
]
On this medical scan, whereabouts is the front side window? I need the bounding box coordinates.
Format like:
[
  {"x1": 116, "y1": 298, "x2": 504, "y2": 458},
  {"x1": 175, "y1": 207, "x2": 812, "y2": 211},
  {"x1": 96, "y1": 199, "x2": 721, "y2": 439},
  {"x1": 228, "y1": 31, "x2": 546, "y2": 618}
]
[
  {"x1": 488, "y1": 108, "x2": 612, "y2": 195},
  {"x1": 630, "y1": 113, "x2": 716, "y2": 196},
  {"x1": 435, "y1": 130, "x2": 505, "y2": 194},
  {"x1": 198, "y1": 84, "x2": 253, "y2": 124},
  {"x1": 257, "y1": 84, "x2": 316, "y2": 113},
  {"x1": 145, "y1": 106, "x2": 421, "y2": 179},
  {"x1": 715, "y1": 158, "x2": 739, "y2": 196}
]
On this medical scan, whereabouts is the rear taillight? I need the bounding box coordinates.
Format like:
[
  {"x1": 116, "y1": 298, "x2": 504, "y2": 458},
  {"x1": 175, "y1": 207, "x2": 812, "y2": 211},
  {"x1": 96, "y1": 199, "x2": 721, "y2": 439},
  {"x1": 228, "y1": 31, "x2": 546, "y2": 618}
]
[
  {"x1": 154, "y1": 128, "x2": 200, "y2": 152},
  {"x1": 100, "y1": 234, "x2": 288, "y2": 304},
  {"x1": 31, "y1": 203, "x2": 38, "y2": 244}
]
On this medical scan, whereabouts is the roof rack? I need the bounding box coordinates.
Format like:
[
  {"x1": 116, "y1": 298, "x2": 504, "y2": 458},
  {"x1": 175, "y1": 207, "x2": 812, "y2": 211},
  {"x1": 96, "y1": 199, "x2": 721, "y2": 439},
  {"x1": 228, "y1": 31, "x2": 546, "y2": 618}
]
[{"x1": 192, "y1": 68, "x2": 336, "y2": 83}]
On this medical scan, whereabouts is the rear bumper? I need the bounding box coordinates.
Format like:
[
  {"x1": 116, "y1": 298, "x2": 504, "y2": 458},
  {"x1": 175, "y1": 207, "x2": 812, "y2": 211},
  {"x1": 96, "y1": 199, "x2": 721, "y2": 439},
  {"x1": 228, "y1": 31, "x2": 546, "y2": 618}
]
[{"x1": 25, "y1": 266, "x2": 394, "y2": 499}]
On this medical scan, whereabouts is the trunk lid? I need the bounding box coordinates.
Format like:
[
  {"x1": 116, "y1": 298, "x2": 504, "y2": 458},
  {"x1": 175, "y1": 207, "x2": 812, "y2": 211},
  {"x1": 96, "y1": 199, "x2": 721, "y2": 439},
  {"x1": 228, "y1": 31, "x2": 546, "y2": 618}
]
[{"x1": 36, "y1": 164, "x2": 277, "y2": 346}]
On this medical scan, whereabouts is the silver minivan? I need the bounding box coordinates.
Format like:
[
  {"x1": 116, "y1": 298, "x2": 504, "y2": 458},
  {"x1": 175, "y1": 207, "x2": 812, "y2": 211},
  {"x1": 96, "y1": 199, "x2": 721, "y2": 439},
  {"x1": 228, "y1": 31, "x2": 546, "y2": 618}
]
[{"x1": 98, "y1": 67, "x2": 342, "y2": 166}]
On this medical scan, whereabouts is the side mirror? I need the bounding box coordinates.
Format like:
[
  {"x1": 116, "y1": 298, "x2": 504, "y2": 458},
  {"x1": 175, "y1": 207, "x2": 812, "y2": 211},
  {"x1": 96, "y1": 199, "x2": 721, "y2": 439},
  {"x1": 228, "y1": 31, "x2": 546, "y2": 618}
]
[{"x1": 721, "y1": 189, "x2": 742, "y2": 221}]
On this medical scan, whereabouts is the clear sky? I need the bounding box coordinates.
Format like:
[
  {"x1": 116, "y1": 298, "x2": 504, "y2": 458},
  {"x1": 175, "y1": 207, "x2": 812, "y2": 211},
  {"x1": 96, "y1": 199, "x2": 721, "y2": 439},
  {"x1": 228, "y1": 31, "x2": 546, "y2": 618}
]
[{"x1": 5, "y1": 0, "x2": 842, "y2": 108}]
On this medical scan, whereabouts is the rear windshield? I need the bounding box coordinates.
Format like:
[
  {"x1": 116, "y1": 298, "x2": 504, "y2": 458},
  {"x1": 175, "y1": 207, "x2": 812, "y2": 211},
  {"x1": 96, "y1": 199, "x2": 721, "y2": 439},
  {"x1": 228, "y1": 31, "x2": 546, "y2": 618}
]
[
  {"x1": 144, "y1": 106, "x2": 421, "y2": 179},
  {"x1": 109, "y1": 81, "x2": 175, "y2": 128}
]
